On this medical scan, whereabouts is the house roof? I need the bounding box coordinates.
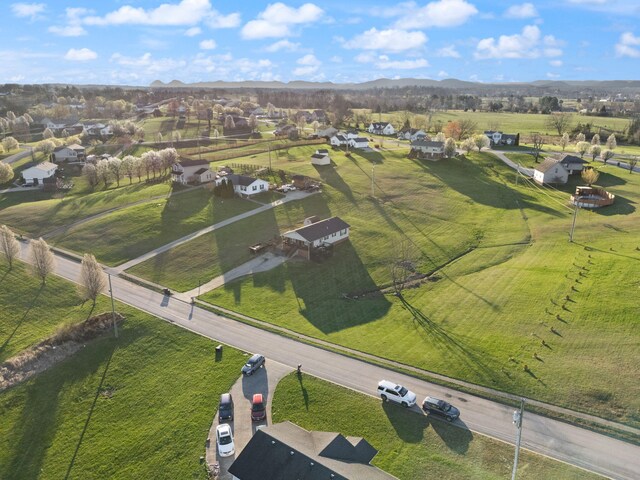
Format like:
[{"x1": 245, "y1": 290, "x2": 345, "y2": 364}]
[
  {"x1": 371, "y1": 122, "x2": 391, "y2": 128},
  {"x1": 52, "y1": 146, "x2": 70, "y2": 152},
  {"x1": 23, "y1": 161, "x2": 58, "y2": 174},
  {"x1": 536, "y1": 158, "x2": 565, "y2": 173},
  {"x1": 317, "y1": 149, "x2": 329, "y2": 154},
  {"x1": 227, "y1": 173, "x2": 262, "y2": 187},
  {"x1": 411, "y1": 140, "x2": 445, "y2": 148},
  {"x1": 351, "y1": 137, "x2": 368, "y2": 142},
  {"x1": 333, "y1": 134, "x2": 347, "y2": 141},
  {"x1": 311, "y1": 153, "x2": 328, "y2": 159},
  {"x1": 194, "y1": 168, "x2": 209, "y2": 175},
  {"x1": 175, "y1": 159, "x2": 210, "y2": 167},
  {"x1": 228, "y1": 422, "x2": 396, "y2": 480},
  {"x1": 68, "y1": 144, "x2": 84, "y2": 150},
  {"x1": 285, "y1": 216, "x2": 350, "y2": 242},
  {"x1": 556, "y1": 153, "x2": 588, "y2": 165}
]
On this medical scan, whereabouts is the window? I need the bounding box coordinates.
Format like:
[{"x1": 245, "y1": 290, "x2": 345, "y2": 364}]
[
  {"x1": 260, "y1": 184, "x2": 265, "y2": 190},
  {"x1": 340, "y1": 229, "x2": 347, "y2": 235},
  {"x1": 332, "y1": 232, "x2": 336, "y2": 237},
  {"x1": 252, "y1": 185, "x2": 257, "y2": 191}
]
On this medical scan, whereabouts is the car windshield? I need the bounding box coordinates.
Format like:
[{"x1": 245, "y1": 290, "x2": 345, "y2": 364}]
[
  {"x1": 438, "y1": 400, "x2": 451, "y2": 411},
  {"x1": 220, "y1": 404, "x2": 230, "y2": 412},
  {"x1": 218, "y1": 434, "x2": 232, "y2": 445},
  {"x1": 398, "y1": 386, "x2": 408, "y2": 396},
  {"x1": 252, "y1": 402, "x2": 265, "y2": 411}
]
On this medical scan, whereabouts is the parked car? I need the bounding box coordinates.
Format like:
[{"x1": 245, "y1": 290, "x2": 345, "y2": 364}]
[
  {"x1": 216, "y1": 424, "x2": 235, "y2": 457},
  {"x1": 251, "y1": 393, "x2": 266, "y2": 421},
  {"x1": 422, "y1": 396, "x2": 460, "y2": 422},
  {"x1": 241, "y1": 354, "x2": 265, "y2": 376},
  {"x1": 377, "y1": 380, "x2": 417, "y2": 407},
  {"x1": 218, "y1": 393, "x2": 234, "y2": 421}
]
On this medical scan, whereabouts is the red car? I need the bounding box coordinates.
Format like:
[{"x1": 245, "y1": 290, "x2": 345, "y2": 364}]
[{"x1": 251, "y1": 393, "x2": 266, "y2": 421}]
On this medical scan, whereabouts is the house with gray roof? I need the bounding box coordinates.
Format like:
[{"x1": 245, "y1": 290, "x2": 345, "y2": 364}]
[
  {"x1": 228, "y1": 421, "x2": 397, "y2": 480},
  {"x1": 410, "y1": 140, "x2": 445, "y2": 159},
  {"x1": 283, "y1": 216, "x2": 350, "y2": 259}
]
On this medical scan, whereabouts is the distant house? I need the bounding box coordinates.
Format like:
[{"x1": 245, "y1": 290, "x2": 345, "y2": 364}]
[
  {"x1": 397, "y1": 128, "x2": 427, "y2": 141},
  {"x1": 317, "y1": 126, "x2": 338, "y2": 139},
  {"x1": 534, "y1": 158, "x2": 569, "y2": 185},
  {"x1": 51, "y1": 144, "x2": 85, "y2": 163},
  {"x1": 275, "y1": 124, "x2": 297, "y2": 137},
  {"x1": 311, "y1": 148, "x2": 331, "y2": 166},
  {"x1": 330, "y1": 134, "x2": 348, "y2": 147},
  {"x1": 411, "y1": 140, "x2": 445, "y2": 159},
  {"x1": 346, "y1": 129, "x2": 359, "y2": 139},
  {"x1": 228, "y1": 421, "x2": 397, "y2": 480},
  {"x1": 348, "y1": 137, "x2": 369, "y2": 149},
  {"x1": 312, "y1": 109, "x2": 326, "y2": 123},
  {"x1": 171, "y1": 159, "x2": 211, "y2": 184},
  {"x1": 22, "y1": 161, "x2": 58, "y2": 186},
  {"x1": 368, "y1": 122, "x2": 396, "y2": 136},
  {"x1": 193, "y1": 167, "x2": 215, "y2": 184},
  {"x1": 282, "y1": 216, "x2": 350, "y2": 259},
  {"x1": 484, "y1": 131, "x2": 520, "y2": 147},
  {"x1": 223, "y1": 174, "x2": 269, "y2": 196},
  {"x1": 251, "y1": 107, "x2": 265, "y2": 116}
]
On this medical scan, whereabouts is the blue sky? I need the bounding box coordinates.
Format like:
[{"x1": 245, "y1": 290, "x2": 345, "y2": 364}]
[{"x1": 2, "y1": 0, "x2": 640, "y2": 85}]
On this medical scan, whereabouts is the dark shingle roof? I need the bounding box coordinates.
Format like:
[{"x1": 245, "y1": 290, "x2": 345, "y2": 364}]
[
  {"x1": 287, "y1": 216, "x2": 350, "y2": 242},
  {"x1": 311, "y1": 153, "x2": 327, "y2": 159},
  {"x1": 536, "y1": 158, "x2": 565, "y2": 173},
  {"x1": 411, "y1": 140, "x2": 444, "y2": 148},
  {"x1": 227, "y1": 173, "x2": 260, "y2": 187},
  {"x1": 351, "y1": 137, "x2": 368, "y2": 142},
  {"x1": 556, "y1": 153, "x2": 588, "y2": 165},
  {"x1": 228, "y1": 422, "x2": 396, "y2": 480},
  {"x1": 176, "y1": 159, "x2": 210, "y2": 167}
]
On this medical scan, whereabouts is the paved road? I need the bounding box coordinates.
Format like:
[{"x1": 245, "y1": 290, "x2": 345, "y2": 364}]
[
  {"x1": 15, "y1": 241, "x2": 640, "y2": 480},
  {"x1": 2, "y1": 146, "x2": 33, "y2": 165},
  {"x1": 113, "y1": 190, "x2": 316, "y2": 273},
  {"x1": 490, "y1": 149, "x2": 535, "y2": 177}
]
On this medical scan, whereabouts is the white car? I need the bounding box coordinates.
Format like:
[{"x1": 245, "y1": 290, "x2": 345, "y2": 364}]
[
  {"x1": 216, "y1": 424, "x2": 235, "y2": 457},
  {"x1": 377, "y1": 380, "x2": 417, "y2": 407}
]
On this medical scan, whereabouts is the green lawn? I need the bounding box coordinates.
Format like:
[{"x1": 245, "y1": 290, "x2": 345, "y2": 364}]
[
  {"x1": 0, "y1": 180, "x2": 172, "y2": 237},
  {"x1": 51, "y1": 189, "x2": 258, "y2": 266},
  {"x1": 272, "y1": 373, "x2": 601, "y2": 480},
  {"x1": 0, "y1": 262, "x2": 246, "y2": 480},
  {"x1": 194, "y1": 148, "x2": 639, "y2": 426}
]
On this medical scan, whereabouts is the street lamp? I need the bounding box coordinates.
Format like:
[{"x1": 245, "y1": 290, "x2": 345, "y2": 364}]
[{"x1": 511, "y1": 398, "x2": 525, "y2": 480}]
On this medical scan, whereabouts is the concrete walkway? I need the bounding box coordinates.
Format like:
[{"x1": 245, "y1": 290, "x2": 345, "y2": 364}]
[
  {"x1": 0, "y1": 185, "x2": 40, "y2": 194},
  {"x1": 2, "y1": 146, "x2": 33, "y2": 165},
  {"x1": 113, "y1": 190, "x2": 317, "y2": 273},
  {"x1": 177, "y1": 252, "x2": 288, "y2": 301},
  {"x1": 204, "y1": 360, "x2": 292, "y2": 479},
  {"x1": 489, "y1": 149, "x2": 535, "y2": 177}
]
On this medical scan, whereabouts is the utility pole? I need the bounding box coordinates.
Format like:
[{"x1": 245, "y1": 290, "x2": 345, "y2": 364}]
[
  {"x1": 268, "y1": 143, "x2": 272, "y2": 172},
  {"x1": 108, "y1": 273, "x2": 118, "y2": 339},
  {"x1": 511, "y1": 398, "x2": 525, "y2": 480},
  {"x1": 569, "y1": 203, "x2": 579, "y2": 242}
]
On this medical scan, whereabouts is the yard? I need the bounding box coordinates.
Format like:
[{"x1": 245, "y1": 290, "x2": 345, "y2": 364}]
[
  {"x1": 0, "y1": 262, "x2": 246, "y2": 480},
  {"x1": 272, "y1": 373, "x2": 601, "y2": 480}
]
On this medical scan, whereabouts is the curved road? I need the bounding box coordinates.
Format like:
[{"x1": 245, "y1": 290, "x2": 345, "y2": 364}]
[{"x1": 15, "y1": 241, "x2": 640, "y2": 480}]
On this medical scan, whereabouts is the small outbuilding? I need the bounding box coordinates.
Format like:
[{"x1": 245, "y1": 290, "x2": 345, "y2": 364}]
[{"x1": 311, "y1": 148, "x2": 331, "y2": 165}]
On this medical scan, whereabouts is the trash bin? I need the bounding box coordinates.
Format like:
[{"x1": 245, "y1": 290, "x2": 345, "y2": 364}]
[{"x1": 215, "y1": 345, "x2": 223, "y2": 353}]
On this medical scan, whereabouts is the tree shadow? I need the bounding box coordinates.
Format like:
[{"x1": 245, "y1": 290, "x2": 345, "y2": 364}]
[
  {"x1": 350, "y1": 149, "x2": 385, "y2": 164},
  {"x1": 312, "y1": 164, "x2": 357, "y2": 205}
]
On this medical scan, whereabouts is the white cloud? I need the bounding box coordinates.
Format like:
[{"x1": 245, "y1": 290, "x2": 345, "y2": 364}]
[
  {"x1": 293, "y1": 66, "x2": 319, "y2": 76},
  {"x1": 436, "y1": 45, "x2": 460, "y2": 57},
  {"x1": 110, "y1": 52, "x2": 187, "y2": 73},
  {"x1": 83, "y1": 0, "x2": 240, "y2": 28},
  {"x1": 547, "y1": 72, "x2": 560, "y2": 78},
  {"x1": 615, "y1": 32, "x2": 640, "y2": 58},
  {"x1": 549, "y1": 60, "x2": 563, "y2": 66},
  {"x1": 376, "y1": 58, "x2": 429, "y2": 69},
  {"x1": 11, "y1": 3, "x2": 45, "y2": 19},
  {"x1": 392, "y1": 0, "x2": 478, "y2": 29},
  {"x1": 241, "y1": 3, "x2": 323, "y2": 39},
  {"x1": 297, "y1": 54, "x2": 321, "y2": 66},
  {"x1": 330, "y1": 55, "x2": 343, "y2": 63},
  {"x1": 344, "y1": 28, "x2": 427, "y2": 52},
  {"x1": 504, "y1": 3, "x2": 538, "y2": 18},
  {"x1": 475, "y1": 25, "x2": 563, "y2": 59},
  {"x1": 185, "y1": 27, "x2": 202, "y2": 36},
  {"x1": 64, "y1": 48, "x2": 97, "y2": 61},
  {"x1": 199, "y1": 39, "x2": 217, "y2": 50},
  {"x1": 292, "y1": 53, "x2": 321, "y2": 76},
  {"x1": 264, "y1": 39, "x2": 300, "y2": 52},
  {"x1": 438, "y1": 70, "x2": 449, "y2": 77},
  {"x1": 49, "y1": 25, "x2": 87, "y2": 36}
]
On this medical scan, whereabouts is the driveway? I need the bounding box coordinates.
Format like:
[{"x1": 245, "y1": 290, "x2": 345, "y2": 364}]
[{"x1": 205, "y1": 359, "x2": 292, "y2": 479}]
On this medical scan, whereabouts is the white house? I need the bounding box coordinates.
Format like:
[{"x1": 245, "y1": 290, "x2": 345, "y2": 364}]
[
  {"x1": 222, "y1": 174, "x2": 270, "y2": 196},
  {"x1": 346, "y1": 130, "x2": 359, "y2": 139},
  {"x1": 51, "y1": 144, "x2": 85, "y2": 163},
  {"x1": 100, "y1": 125, "x2": 113, "y2": 136},
  {"x1": 410, "y1": 140, "x2": 445, "y2": 158},
  {"x1": 22, "y1": 161, "x2": 58, "y2": 186},
  {"x1": 348, "y1": 137, "x2": 369, "y2": 149},
  {"x1": 193, "y1": 167, "x2": 215, "y2": 184},
  {"x1": 172, "y1": 159, "x2": 212, "y2": 184},
  {"x1": 368, "y1": 122, "x2": 395, "y2": 136},
  {"x1": 282, "y1": 217, "x2": 350, "y2": 259},
  {"x1": 534, "y1": 158, "x2": 569, "y2": 185},
  {"x1": 330, "y1": 134, "x2": 348, "y2": 147},
  {"x1": 310, "y1": 149, "x2": 331, "y2": 166},
  {"x1": 484, "y1": 131, "x2": 520, "y2": 146},
  {"x1": 398, "y1": 128, "x2": 427, "y2": 141}
]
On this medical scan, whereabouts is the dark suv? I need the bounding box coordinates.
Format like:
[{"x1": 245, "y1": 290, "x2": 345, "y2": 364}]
[
  {"x1": 422, "y1": 396, "x2": 460, "y2": 422},
  {"x1": 219, "y1": 393, "x2": 234, "y2": 421},
  {"x1": 241, "y1": 354, "x2": 265, "y2": 376}
]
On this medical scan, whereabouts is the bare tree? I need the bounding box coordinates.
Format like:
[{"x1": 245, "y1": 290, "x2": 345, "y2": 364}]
[
  {"x1": 589, "y1": 144, "x2": 601, "y2": 162},
  {"x1": 29, "y1": 238, "x2": 55, "y2": 283},
  {"x1": 629, "y1": 157, "x2": 638, "y2": 174},
  {"x1": 581, "y1": 168, "x2": 600, "y2": 186},
  {"x1": 458, "y1": 119, "x2": 477, "y2": 139},
  {"x1": 82, "y1": 163, "x2": 99, "y2": 188},
  {"x1": 560, "y1": 133, "x2": 570, "y2": 151},
  {"x1": 472, "y1": 134, "x2": 490, "y2": 152},
  {"x1": 444, "y1": 137, "x2": 457, "y2": 158},
  {"x1": 576, "y1": 141, "x2": 590, "y2": 158},
  {"x1": 78, "y1": 253, "x2": 106, "y2": 305},
  {"x1": 531, "y1": 133, "x2": 544, "y2": 162},
  {"x1": 0, "y1": 224, "x2": 20, "y2": 270},
  {"x1": 606, "y1": 133, "x2": 617, "y2": 150},
  {"x1": 0, "y1": 161, "x2": 14, "y2": 184},
  {"x1": 545, "y1": 113, "x2": 573, "y2": 135},
  {"x1": 388, "y1": 239, "x2": 418, "y2": 297},
  {"x1": 600, "y1": 149, "x2": 615, "y2": 165}
]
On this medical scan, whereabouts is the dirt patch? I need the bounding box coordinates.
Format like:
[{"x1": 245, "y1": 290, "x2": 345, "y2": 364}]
[{"x1": 0, "y1": 312, "x2": 125, "y2": 392}]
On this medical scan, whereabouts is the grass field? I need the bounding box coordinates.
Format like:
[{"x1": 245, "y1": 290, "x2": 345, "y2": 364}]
[
  {"x1": 50, "y1": 188, "x2": 257, "y2": 266},
  {"x1": 189, "y1": 145, "x2": 640, "y2": 426},
  {"x1": 272, "y1": 373, "x2": 601, "y2": 480},
  {"x1": 0, "y1": 262, "x2": 246, "y2": 480}
]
